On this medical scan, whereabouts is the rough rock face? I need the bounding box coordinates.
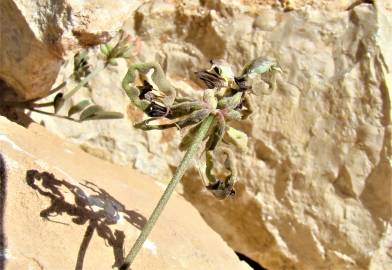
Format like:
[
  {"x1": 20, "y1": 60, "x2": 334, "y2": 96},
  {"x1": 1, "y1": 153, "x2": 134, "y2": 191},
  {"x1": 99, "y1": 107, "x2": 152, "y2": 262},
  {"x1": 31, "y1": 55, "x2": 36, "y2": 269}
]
[
  {"x1": 0, "y1": 0, "x2": 142, "y2": 98},
  {"x1": 0, "y1": 116, "x2": 250, "y2": 270},
  {"x1": 2, "y1": 0, "x2": 392, "y2": 270}
]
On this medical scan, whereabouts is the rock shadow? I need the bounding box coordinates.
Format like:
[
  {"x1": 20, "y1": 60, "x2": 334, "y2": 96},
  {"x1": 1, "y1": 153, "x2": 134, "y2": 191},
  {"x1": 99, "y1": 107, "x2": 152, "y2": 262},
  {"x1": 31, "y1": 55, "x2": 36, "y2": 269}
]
[
  {"x1": 25, "y1": 169, "x2": 146, "y2": 269},
  {"x1": 0, "y1": 154, "x2": 7, "y2": 269}
]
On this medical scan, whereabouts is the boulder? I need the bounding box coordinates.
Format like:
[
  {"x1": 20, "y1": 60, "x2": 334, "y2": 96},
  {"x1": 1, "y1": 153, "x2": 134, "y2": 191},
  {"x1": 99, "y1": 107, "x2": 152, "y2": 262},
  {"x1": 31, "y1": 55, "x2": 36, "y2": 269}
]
[
  {"x1": 2, "y1": 0, "x2": 392, "y2": 269},
  {"x1": 0, "y1": 0, "x2": 142, "y2": 99},
  {"x1": 0, "y1": 116, "x2": 250, "y2": 270}
]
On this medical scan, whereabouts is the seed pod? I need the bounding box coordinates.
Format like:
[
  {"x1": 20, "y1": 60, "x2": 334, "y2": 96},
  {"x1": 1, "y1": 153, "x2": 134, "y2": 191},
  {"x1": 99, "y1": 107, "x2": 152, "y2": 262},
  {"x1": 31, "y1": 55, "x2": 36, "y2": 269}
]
[
  {"x1": 241, "y1": 57, "x2": 282, "y2": 78},
  {"x1": 167, "y1": 101, "x2": 204, "y2": 119},
  {"x1": 206, "y1": 116, "x2": 225, "y2": 151},
  {"x1": 205, "y1": 148, "x2": 237, "y2": 200},
  {"x1": 179, "y1": 122, "x2": 202, "y2": 151}
]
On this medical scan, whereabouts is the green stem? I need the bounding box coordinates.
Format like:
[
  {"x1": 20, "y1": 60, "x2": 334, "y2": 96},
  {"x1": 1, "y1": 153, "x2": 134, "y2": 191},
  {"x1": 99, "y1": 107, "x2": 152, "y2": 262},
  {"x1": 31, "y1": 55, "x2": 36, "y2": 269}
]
[
  {"x1": 29, "y1": 108, "x2": 79, "y2": 122},
  {"x1": 120, "y1": 114, "x2": 215, "y2": 270},
  {"x1": 63, "y1": 63, "x2": 106, "y2": 100}
]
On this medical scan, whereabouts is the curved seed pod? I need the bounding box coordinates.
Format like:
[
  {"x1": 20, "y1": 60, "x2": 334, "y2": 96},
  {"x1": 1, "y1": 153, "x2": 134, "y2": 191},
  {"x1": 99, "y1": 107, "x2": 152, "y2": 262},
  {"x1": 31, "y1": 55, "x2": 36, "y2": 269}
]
[
  {"x1": 167, "y1": 101, "x2": 204, "y2": 119},
  {"x1": 206, "y1": 115, "x2": 225, "y2": 151},
  {"x1": 205, "y1": 148, "x2": 237, "y2": 200},
  {"x1": 122, "y1": 62, "x2": 177, "y2": 113},
  {"x1": 148, "y1": 62, "x2": 176, "y2": 107},
  {"x1": 176, "y1": 109, "x2": 210, "y2": 128},
  {"x1": 134, "y1": 109, "x2": 210, "y2": 131},
  {"x1": 122, "y1": 64, "x2": 152, "y2": 112},
  {"x1": 179, "y1": 122, "x2": 202, "y2": 151},
  {"x1": 241, "y1": 57, "x2": 282, "y2": 78},
  {"x1": 217, "y1": 91, "x2": 242, "y2": 110}
]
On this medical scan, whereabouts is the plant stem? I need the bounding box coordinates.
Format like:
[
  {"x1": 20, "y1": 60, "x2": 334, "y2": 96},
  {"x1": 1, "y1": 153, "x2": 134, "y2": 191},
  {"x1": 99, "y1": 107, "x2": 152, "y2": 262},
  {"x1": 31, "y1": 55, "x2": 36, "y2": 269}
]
[
  {"x1": 28, "y1": 108, "x2": 79, "y2": 122},
  {"x1": 63, "y1": 63, "x2": 106, "y2": 100},
  {"x1": 120, "y1": 114, "x2": 215, "y2": 270}
]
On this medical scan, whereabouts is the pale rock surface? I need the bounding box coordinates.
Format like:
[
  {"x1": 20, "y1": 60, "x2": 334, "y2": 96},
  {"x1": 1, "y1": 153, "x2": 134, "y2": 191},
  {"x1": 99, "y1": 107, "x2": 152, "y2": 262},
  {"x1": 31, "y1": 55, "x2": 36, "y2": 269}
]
[
  {"x1": 2, "y1": 0, "x2": 392, "y2": 270},
  {"x1": 0, "y1": 115, "x2": 251, "y2": 270}
]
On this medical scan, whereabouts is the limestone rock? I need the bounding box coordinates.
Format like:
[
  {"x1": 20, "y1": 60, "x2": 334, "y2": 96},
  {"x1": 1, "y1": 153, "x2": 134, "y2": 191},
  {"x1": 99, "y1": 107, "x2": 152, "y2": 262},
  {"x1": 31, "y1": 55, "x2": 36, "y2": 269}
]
[
  {"x1": 4, "y1": 0, "x2": 392, "y2": 270},
  {"x1": 0, "y1": 0, "x2": 142, "y2": 99},
  {"x1": 0, "y1": 116, "x2": 250, "y2": 270}
]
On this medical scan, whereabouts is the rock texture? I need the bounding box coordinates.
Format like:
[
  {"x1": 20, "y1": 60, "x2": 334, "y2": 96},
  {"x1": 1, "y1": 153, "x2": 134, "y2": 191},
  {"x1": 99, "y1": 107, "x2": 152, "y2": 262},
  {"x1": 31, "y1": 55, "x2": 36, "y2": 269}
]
[
  {"x1": 0, "y1": 116, "x2": 250, "y2": 270},
  {"x1": 2, "y1": 0, "x2": 392, "y2": 270}
]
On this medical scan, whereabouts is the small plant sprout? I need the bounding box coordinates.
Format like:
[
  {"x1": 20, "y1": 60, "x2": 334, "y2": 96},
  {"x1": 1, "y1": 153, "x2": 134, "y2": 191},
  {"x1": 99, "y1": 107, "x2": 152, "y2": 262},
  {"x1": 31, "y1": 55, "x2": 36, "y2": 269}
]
[
  {"x1": 120, "y1": 57, "x2": 281, "y2": 269},
  {"x1": 1, "y1": 30, "x2": 141, "y2": 122}
]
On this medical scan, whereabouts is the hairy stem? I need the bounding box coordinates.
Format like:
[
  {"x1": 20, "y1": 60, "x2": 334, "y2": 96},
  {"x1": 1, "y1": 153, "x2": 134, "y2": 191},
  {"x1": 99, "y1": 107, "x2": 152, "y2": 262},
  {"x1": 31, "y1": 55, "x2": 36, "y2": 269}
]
[
  {"x1": 63, "y1": 63, "x2": 106, "y2": 100},
  {"x1": 120, "y1": 114, "x2": 215, "y2": 270}
]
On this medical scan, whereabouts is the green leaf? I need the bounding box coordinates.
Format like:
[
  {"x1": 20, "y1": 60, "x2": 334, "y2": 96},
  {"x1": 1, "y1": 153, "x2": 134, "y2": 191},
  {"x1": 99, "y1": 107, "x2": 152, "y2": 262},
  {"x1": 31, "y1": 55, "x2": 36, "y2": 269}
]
[
  {"x1": 53, "y1": 93, "x2": 65, "y2": 113},
  {"x1": 68, "y1": 100, "x2": 90, "y2": 117},
  {"x1": 100, "y1": 44, "x2": 111, "y2": 56},
  {"x1": 108, "y1": 58, "x2": 118, "y2": 66},
  {"x1": 179, "y1": 123, "x2": 202, "y2": 151},
  {"x1": 79, "y1": 105, "x2": 123, "y2": 121},
  {"x1": 82, "y1": 111, "x2": 123, "y2": 121},
  {"x1": 79, "y1": 105, "x2": 103, "y2": 121}
]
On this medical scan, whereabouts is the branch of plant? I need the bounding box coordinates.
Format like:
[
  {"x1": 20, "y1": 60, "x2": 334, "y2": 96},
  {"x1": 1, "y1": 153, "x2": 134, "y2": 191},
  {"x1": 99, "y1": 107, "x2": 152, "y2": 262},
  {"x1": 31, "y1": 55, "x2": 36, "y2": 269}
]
[{"x1": 119, "y1": 114, "x2": 216, "y2": 270}]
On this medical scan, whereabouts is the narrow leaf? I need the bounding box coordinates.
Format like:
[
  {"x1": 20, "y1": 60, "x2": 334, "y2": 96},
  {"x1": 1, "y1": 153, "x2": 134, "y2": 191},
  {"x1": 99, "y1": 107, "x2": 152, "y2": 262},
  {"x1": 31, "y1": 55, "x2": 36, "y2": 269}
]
[
  {"x1": 53, "y1": 93, "x2": 65, "y2": 113},
  {"x1": 68, "y1": 100, "x2": 90, "y2": 117},
  {"x1": 79, "y1": 105, "x2": 103, "y2": 121},
  {"x1": 81, "y1": 110, "x2": 123, "y2": 121},
  {"x1": 100, "y1": 44, "x2": 110, "y2": 56}
]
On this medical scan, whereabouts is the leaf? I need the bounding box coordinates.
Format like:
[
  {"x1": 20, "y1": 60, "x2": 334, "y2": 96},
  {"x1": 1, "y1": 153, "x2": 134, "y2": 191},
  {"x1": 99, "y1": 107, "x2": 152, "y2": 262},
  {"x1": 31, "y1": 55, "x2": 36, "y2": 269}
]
[
  {"x1": 53, "y1": 93, "x2": 65, "y2": 113},
  {"x1": 100, "y1": 44, "x2": 111, "y2": 56},
  {"x1": 79, "y1": 105, "x2": 123, "y2": 121},
  {"x1": 108, "y1": 58, "x2": 118, "y2": 66},
  {"x1": 68, "y1": 100, "x2": 90, "y2": 117},
  {"x1": 179, "y1": 122, "x2": 202, "y2": 151},
  {"x1": 79, "y1": 105, "x2": 103, "y2": 121},
  {"x1": 84, "y1": 111, "x2": 123, "y2": 120}
]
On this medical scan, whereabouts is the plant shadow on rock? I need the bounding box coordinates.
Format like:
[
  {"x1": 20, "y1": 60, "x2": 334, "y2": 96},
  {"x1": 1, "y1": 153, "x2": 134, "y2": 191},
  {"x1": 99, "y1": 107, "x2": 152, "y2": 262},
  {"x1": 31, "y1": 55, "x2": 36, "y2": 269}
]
[{"x1": 25, "y1": 169, "x2": 146, "y2": 270}]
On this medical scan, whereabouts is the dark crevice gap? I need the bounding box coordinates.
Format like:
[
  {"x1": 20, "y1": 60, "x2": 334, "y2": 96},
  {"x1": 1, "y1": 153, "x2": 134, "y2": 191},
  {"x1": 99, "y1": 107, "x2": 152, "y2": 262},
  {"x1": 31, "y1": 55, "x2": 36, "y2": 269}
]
[{"x1": 236, "y1": 252, "x2": 268, "y2": 270}]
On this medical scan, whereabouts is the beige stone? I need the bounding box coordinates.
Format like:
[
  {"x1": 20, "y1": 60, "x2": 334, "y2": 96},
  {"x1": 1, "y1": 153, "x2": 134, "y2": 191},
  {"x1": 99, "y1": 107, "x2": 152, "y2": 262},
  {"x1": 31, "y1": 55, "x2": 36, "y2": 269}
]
[
  {"x1": 2, "y1": 0, "x2": 392, "y2": 269},
  {"x1": 0, "y1": 116, "x2": 251, "y2": 270}
]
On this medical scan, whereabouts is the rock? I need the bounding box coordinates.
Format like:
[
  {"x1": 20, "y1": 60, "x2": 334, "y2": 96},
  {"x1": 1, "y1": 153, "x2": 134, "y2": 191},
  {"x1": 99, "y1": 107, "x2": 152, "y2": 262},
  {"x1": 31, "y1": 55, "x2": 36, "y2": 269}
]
[
  {"x1": 2, "y1": 0, "x2": 392, "y2": 270},
  {"x1": 0, "y1": 116, "x2": 250, "y2": 270},
  {"x1": 0, "y1": 0, "x2": 142, "y2": 99}
]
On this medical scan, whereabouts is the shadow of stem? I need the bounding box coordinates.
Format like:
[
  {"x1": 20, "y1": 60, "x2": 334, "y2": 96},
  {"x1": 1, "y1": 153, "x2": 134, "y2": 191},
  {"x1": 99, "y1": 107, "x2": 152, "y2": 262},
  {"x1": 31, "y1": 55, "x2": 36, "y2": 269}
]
[{"x1": 25, "y1": 169, "x2": 146, "y2": 269}]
